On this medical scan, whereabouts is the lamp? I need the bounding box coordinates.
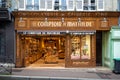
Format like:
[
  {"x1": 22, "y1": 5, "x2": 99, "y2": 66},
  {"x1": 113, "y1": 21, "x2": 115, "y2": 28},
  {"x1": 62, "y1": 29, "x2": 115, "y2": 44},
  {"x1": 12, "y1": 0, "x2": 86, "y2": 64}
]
[
  {"x1": 78, "y1": 18, "x2": 81, "y2": 22},
  {"x1": 45, "y1": 18, "x2": 48, "y2": 22},
  {"x1": 103, "y1": 18, "x2": 107, "y2": 22},
  {"x1": 62, "y1": 18, "x2": 64, "y2": 22},
  {"x1": 66, "y1": 30, "x2": 69, "y2": 34},
  {"x1": 19, "y1": 17, "x2": 23, "y2": 22}
]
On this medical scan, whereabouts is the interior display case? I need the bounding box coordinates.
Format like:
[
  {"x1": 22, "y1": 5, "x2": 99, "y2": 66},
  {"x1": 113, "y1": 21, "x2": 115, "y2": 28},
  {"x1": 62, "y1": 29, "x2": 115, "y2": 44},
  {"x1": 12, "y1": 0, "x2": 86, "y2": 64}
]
[{"x1": 21, "y1": 36, "x2": 42, "y2": 67}]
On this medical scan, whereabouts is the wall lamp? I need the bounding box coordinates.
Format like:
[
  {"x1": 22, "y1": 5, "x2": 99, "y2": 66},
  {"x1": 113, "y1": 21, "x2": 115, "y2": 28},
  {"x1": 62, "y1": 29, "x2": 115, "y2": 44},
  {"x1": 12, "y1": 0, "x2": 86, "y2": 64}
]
[
  {"x1": 103, "y1": 17, "x2": 107, "y2": 22},
  {"x1": 19, "y1": 17, "x2": 23, "y2": 22},
  {"x1": 62, "y1": 18, "x2": 64, "y2": 22},
  {"x1": 78, "y1": 18, "x2": 81, "y2": 22},
  {"x1": 45, "y1": 18, "x2": 48, "y2": 22}
]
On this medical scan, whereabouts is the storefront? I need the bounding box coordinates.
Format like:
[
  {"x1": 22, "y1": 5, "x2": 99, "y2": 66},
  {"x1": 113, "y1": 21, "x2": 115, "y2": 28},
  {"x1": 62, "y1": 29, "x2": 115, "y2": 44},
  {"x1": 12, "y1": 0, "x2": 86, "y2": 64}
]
[{"x1": 13, "y1": 11, "x2": 119, "y2": 68}]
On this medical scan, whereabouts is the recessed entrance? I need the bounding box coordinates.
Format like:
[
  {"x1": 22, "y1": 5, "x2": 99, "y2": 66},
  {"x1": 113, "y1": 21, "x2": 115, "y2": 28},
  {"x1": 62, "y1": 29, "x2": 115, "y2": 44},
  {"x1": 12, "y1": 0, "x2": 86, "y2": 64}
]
[{"x1": 19, "y1": 35, "x2": 65, "y2": 67}]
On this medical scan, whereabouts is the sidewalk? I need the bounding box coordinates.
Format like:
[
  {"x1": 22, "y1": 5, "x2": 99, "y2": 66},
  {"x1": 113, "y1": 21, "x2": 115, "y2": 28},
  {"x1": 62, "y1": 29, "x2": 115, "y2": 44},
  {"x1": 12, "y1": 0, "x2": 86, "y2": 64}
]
[{"x1": 8, "y1": 67, "x2": 120, "y2": 80}]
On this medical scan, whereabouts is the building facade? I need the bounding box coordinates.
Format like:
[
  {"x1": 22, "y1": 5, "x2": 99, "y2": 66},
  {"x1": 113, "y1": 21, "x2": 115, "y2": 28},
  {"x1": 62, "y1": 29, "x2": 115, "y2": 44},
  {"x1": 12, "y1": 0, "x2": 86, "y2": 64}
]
[
  {"x1": 0, "y1": 0, "x2": 15, "y2": 66},
  {"x1": 0, "y1": 0, "x2": 120, "y2": 69}
]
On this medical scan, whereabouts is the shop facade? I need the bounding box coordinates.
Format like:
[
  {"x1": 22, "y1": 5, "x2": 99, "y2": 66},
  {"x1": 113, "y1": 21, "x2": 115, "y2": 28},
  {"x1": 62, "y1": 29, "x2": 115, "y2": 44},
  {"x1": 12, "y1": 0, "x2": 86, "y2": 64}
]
[
  {"x1": 13, "y1": 11, "x2": 119, "y2": 68},
  {"x1": 0, "y1": 8, "x2": 14, "y2": 65},
  {"x1": 102, "y1": 27, "x2": 120, "y2": 70}
]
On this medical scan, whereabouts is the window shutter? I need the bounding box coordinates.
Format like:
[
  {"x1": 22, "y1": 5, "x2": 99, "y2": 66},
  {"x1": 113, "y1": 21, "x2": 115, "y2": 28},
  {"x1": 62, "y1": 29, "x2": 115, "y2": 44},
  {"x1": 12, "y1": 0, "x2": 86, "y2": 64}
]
[
  {"x1": 97, "y1": 0, "x2": 104, "y2": 11},
  {"x1": 76, "y1": 0, "x2": 83, "y2": 11},
  {"x1": 18, "y1": 0, "x2": 25, "y2": 10}
]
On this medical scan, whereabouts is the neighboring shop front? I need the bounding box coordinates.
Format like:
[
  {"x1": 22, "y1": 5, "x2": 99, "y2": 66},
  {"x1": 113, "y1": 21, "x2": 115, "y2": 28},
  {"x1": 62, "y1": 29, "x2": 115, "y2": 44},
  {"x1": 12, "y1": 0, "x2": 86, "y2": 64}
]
[{"x1": 13, "y1": 11, "x2": 119, "y2": 68}]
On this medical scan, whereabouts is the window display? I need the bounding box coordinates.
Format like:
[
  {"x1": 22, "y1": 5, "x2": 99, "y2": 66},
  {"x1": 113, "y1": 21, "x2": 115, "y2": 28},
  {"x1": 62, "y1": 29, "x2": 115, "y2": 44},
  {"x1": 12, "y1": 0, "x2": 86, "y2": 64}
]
[
  {"x1": 71, "y1": 35, "x2": 91, "y2": 60},
  {"x1": 81, "y1": 35, "x2": 90, "y2": 59},
  {"x1": 71, "y1": 36, "x2": 80, "y2": 60}
]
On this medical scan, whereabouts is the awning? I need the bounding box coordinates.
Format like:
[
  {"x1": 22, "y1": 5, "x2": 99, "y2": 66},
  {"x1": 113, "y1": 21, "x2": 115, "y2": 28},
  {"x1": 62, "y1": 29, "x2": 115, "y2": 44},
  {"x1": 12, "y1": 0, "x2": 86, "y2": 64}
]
[{"x1": 17, "y1": 30, "x2": 96, "y2": 35}]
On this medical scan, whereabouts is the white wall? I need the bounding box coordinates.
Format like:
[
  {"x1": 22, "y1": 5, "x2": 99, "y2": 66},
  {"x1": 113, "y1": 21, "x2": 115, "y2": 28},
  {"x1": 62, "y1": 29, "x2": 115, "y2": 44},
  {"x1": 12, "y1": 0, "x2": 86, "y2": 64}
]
[{"x1": 104, "y1": 0, "x2": 117, "y2": 11}]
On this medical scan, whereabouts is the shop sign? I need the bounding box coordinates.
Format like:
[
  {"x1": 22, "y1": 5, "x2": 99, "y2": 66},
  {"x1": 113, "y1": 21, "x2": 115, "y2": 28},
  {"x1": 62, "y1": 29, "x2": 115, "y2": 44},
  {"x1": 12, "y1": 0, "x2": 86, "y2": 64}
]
[{"x1": 31, "y1": 21, "x2": 94, "y2": 27}]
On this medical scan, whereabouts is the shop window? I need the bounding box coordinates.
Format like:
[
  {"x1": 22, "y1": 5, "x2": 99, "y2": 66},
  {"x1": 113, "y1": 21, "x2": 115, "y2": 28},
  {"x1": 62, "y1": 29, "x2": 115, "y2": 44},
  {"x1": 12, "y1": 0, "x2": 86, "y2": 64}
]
[
  {"x1": 71, "y1": 36, "x2": 80, "y2": 60},
  {"x1": 71, "y1": 35, "x2": 91, "y2": 60},
  {"x1": 81, "y1": 35, "x2": 91, "y2": 59}
]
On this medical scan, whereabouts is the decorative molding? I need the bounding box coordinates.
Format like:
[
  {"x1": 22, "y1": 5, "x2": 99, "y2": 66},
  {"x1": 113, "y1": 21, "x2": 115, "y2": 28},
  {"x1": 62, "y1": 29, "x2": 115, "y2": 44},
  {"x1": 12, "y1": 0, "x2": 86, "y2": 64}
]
[{"x1": 12, "y1": 11, "x2": 120, "y2": 18}]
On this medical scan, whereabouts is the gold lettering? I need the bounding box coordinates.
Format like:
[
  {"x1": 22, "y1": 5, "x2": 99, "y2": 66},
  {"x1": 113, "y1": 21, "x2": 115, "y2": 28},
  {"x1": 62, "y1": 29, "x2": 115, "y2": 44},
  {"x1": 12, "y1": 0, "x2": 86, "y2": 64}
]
[{"x1": 34, "y1": 21, "x2": 93, "y2": 27}]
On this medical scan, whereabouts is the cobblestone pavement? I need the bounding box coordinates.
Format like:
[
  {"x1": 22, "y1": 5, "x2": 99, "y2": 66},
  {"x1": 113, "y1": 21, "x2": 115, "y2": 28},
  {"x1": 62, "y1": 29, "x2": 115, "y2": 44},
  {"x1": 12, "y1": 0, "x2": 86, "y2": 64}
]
[{"x1": 10, "y1": 67, "x2": 120, "y2": 80}]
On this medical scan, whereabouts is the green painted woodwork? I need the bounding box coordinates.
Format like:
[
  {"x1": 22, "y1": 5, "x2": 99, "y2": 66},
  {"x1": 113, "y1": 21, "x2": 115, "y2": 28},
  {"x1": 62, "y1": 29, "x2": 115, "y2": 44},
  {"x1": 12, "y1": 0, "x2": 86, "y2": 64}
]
[{"x1": 103, "y1": 26, "x2": 120, "y2": 70}]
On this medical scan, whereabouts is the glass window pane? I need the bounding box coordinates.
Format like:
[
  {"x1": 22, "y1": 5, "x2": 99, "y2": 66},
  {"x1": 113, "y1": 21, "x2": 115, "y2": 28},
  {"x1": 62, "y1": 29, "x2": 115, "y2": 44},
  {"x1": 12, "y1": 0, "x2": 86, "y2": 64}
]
[
  {"x1": 76, "y1": 0, "x2": 83, "y2": 10},
  {"x1": 118, "y1": 0, "x2": 120, "y2": 11},
  {"x1": 61, "y1": 0, "x2": 67, "y2": 10},
  {"x1": 90, "y1": 0, "x2": 96, "y2": 10},
  {"x1": 54, "y1": 0, "x2": 59, "y2": 10},
  {"x1": 81, "y1": 35, "x2": 91, "y2": 59},
  {"x1": 0, "y1": 0, "x2": 2, "y2": 7},
  {"x1": 34, "y1": 0, "x2": 39, "y2": 10},
  {"x1": 83, "y1": 0, "x2": 89, "y2": 10},
  {"x1": 40, "y1": 0, "x2": 45, "y2": 10},
  {"x1": 71, "y1": 36, "x2": 80, "y2": 60},
  {"x1": 98, "y1": 0, "x2": 104, "y2": 10},
  {"x1": 68, "y1": 0, "x2": 74, "y2": 10},
  {"x1": 26, "y1": 0, "x2": 33, "y2": 10},
  {"x1": 19, "y1": 0, "x2": 25, "y2": 9},
  {"x1": 47, "y1": 0, "x2": 52, "y2": 10}
]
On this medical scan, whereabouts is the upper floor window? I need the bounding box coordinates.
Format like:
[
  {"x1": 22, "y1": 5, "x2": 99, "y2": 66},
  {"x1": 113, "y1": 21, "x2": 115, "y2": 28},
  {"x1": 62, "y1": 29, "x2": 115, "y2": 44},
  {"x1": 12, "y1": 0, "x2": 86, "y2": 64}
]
[
  {"x1": 18, "y1": 0, "x2": 25, "y2": 10},
  {"x1": 18, "y1": 0, "x2": 104, "y2": 11},
  {"x1": 0, "y1": 0, "x2": 2, "y2": 7},
  {"x1": 54, "y1": 0, "x2": 59, "y2": 10},
  {"x1": 0, "y1": 0, "x2": 7, "y2": 8},
  {"x1": 118, "y1": 0, "x2": 120, "y2": 11},
  {"x1": 67, "y1": 0, "x2": 74, "y2": 10},
  {"x1": 97, "y1": 0, "x2": 104, "y2": 11},
  {"x1": 83, "y1": 0, "x2": 96, "y2": 10},
  {"x1": 26, "y1": 0, "x2": 39, "y2": 10},
  {"x1": 61, "y1": 0, "x2": 67, "y2": 10}
]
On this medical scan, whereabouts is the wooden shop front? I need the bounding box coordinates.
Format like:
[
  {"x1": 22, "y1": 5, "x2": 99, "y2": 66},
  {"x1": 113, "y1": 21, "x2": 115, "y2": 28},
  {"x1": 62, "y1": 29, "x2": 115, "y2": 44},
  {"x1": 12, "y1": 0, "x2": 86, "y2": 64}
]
[{"x1": 13, "y1": 11, "x2": 119, "y2": 68}]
